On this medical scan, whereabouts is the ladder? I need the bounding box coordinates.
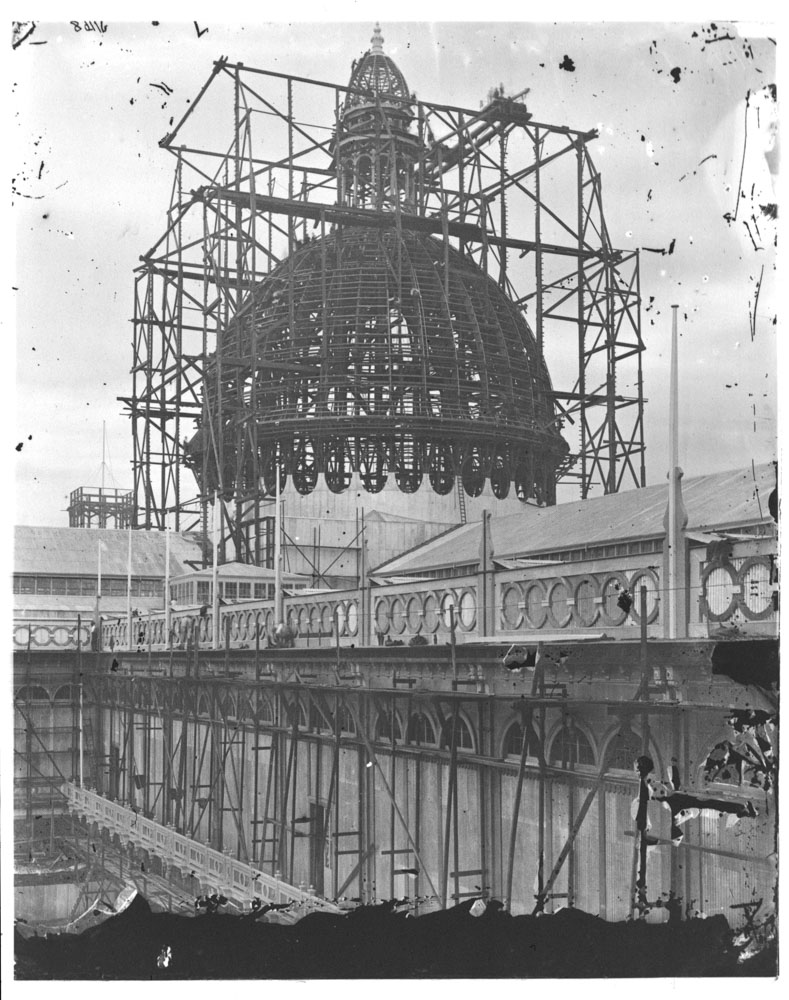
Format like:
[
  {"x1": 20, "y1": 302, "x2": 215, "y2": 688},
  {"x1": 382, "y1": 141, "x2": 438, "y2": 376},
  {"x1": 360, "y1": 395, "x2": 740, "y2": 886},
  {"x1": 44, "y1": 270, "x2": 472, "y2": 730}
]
[{"x1": 456, "y1": 478, "x2": 467, "y2": 524}]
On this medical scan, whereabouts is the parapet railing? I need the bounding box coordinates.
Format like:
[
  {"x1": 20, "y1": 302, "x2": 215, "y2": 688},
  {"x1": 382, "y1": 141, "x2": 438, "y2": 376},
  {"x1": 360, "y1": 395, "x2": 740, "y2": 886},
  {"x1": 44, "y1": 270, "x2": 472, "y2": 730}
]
[{"x1": 64, "y1": 782, "x2": 341, "y2": 915}]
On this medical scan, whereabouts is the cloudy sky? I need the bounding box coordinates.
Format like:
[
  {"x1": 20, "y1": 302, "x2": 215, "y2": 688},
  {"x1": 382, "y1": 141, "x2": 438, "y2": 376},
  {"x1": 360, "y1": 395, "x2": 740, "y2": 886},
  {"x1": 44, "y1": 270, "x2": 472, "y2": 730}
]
[{"x1": 11, "y1": 11, "x2": 778, "y2": 526}]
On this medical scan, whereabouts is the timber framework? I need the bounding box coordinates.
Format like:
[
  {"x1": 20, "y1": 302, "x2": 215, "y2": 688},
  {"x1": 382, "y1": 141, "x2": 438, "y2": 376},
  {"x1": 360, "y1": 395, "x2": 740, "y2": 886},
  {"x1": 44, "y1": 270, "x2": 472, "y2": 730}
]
[{"x1": 125, "y1": 51, "x2": 645, "y2": 551}]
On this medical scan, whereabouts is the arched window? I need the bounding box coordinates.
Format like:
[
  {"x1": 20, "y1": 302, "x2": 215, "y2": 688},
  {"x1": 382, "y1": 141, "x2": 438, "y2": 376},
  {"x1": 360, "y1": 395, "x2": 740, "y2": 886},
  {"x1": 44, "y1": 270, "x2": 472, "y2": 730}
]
[
  {"x1": 375, "y1": 709, "x2": 402, "y2": 743},
  {"x1": 549, "y1": 725, "x2": 596, "y2": 767},
  {"x1": 236, "y1": 695, "x2": 253, "y2": 722},
  {"x1": 286, "y1": 701, "x2": 308, "y2": 730},
  {"x1": 503, "y1": 721, "x2": 541, "y2": 760},
  {"x1": 17, "y1": 685, "x2": 51, "y2": 703},
  {"x1": 256, "y1": 695, "x2": 274, "y2": 726},
  {"x1": 407, "y1": 712, "x2": 436, "y2": 746},
  {"x1": 308, "y1": 700, "x2": 332, "y2": 733},
  {"x1": 603, "y1": 730, "x2": 643, "y2": 772},
  {"x1": 53, "y1": 685, "x2": 76, "y2": 702},
  {"x1": 440, "y1": 715, "x2": 475, "y2": 752},
  {"x1": 339, "y1": 704, "x2": 356, "y2": 735}
]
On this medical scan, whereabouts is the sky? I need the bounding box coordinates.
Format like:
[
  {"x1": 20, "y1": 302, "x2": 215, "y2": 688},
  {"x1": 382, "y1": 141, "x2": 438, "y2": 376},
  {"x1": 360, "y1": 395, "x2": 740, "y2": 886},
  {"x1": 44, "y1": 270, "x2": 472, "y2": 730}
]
[{"x1": 10, "y1": 10, "x2": 779, "y2": 527}]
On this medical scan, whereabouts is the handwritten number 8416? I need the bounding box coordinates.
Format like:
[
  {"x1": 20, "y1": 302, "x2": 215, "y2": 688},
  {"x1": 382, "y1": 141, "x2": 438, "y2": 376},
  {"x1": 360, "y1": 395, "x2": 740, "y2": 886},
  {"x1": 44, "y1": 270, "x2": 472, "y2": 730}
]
[{"x1": 71, "y1": 21, "x2": 108, "y2": 34}]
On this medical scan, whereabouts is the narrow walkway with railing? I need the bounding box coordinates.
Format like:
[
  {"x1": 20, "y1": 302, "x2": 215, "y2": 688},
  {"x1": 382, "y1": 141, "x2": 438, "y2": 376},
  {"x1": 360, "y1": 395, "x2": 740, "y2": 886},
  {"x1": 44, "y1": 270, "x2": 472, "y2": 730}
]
[{"x1": 65, "y1": 783, "x2": 341, "y2": 918}]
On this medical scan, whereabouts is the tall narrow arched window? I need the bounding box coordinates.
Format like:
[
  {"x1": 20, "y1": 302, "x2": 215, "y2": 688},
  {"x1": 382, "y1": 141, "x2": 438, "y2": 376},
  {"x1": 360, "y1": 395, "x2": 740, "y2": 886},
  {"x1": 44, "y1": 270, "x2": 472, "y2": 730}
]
[
  {"x1": 286, "y1": 701, "x2": 308, "y2": 731},
  {"x1": 407, "y1": 712, "x2": 436, "y2": 746},
  {"x1": 440, "y1": 715, "x2": 475, "y2": 752},
  {"x1": 503, "y1": 721, "x2": 541, "y2": 760},
  {"x1": 603, "y1": 730, "x2": 643, "y2": 772},
  {"x1": 375, "y1": 709, "x2": 402, "y2": 743},
  {"x1": 549, "y1": 724, "x2": 596, "y2": 767},
  {"x1": 256, "y1": 695, "x2": 274, "y2": 726},
  {"x1": 339, "y1": 704, "x2": 357, "y2": 735}
]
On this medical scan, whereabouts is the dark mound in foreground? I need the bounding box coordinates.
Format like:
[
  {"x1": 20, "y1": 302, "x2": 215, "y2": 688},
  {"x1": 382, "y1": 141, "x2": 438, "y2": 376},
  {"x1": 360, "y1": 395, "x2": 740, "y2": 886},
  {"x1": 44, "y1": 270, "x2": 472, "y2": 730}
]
[{"x1": 15, "y1": 895, "x2": 776, "y2": 979}]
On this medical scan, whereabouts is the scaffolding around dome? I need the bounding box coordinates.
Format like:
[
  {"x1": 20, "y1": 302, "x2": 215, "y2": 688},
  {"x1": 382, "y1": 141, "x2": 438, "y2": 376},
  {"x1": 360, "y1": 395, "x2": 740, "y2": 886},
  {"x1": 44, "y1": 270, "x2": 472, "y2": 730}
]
[{"x1": 124, "y1": 31, "x2": 645, "y2": 558}]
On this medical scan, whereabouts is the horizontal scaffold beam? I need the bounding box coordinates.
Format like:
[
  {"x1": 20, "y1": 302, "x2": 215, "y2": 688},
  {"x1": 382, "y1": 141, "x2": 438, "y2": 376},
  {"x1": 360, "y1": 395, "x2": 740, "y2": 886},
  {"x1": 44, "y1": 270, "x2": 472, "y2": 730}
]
[{"x1": 192, "y1": 187, "x2": 618, "y2": 262}]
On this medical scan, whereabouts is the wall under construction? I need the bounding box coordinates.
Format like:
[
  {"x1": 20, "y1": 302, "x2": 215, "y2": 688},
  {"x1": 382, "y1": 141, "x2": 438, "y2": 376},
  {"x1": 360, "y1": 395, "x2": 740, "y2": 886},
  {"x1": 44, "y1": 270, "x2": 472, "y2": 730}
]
[{"x1": 15, "y1": 640, "x2": 776, "y2": 928}]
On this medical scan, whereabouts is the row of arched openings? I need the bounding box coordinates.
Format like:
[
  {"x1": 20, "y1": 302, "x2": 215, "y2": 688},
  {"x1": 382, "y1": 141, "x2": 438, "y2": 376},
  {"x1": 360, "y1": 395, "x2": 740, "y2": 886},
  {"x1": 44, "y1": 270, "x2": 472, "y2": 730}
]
[{"x1": 86, "y1": 684, "x2": 748, "y2": 787}]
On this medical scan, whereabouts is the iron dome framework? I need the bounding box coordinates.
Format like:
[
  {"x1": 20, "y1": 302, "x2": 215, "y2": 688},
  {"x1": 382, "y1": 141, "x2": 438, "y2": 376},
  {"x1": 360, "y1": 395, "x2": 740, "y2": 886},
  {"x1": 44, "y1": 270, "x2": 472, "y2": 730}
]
[{"x1": 124, "y1": 33, "x2": 645, "y2": 558}]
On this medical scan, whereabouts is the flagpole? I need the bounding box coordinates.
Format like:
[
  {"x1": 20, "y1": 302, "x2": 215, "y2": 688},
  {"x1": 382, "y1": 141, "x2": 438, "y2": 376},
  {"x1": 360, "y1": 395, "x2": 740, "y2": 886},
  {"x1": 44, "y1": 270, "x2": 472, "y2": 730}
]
[
  {"x1": 274, "y1": 448, "x2": 283, "y2": 627},
  {"x1": 212, "y1": 490, "x2": 220, "y2": 650},
  {"x1": 96, "y1": 538, "x2": 102, "y2": 651},
  {"x1": 668, "y1": 304, "x2": 679, "y2": 638},
  {"x1": 126, "y1": 526, "x2": 133, "y2": 651},
  {"x1": 164, "y1": 526, "x2": 171, "y2": 650}
]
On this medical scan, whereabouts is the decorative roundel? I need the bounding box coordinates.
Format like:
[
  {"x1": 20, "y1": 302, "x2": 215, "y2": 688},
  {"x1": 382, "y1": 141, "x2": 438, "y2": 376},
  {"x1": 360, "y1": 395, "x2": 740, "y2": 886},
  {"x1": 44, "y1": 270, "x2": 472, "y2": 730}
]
[
  {"x1": 457, "y1": 589, "x2": 477, "y2": 630},
  {"x1": 230, "y1": 615, "x2": 240, "y2": 641},
  {"x1": 738, "y1": 556, "x2": 775, "y2": 620},
  {"x1": 600, "y1": 572, "x2": 630, "y2": 626},
  {"x1": 628, "y1": 569, "x2": 660, "y2": 624},
  {"x1": 53, "y1": 626, "x2": 71, "y2": 646},
  {"x1": 264, "y1": 609, "x2": 275, "y2": 632},
  {"x1": 522, "y1": 581, "x2": 547, "y2": 629},
  {"x1": 14, "y1": 625, "x2": 30, "y2": 647},
  {"x1": 440, "y1": 591, "x2": 457, "y2": 630},
  {"x1": 320, "y1": 603, "x2": 333, "y2": 633},
  {"x1": 308, "y1": 605, "x2": 320, "y2": 634},
  {"x1": 298, "y1": 606, "x2": 310, "y2": 634},
  {"x1": 406, "y1": 596, "x2": 422, "y2": 632},
  {"x1": 375, "y1": 598, "x2": 390, "y2": 634},
  {"x1": 33, "y1": 626, "x2": 52, "y2": 646},
  {"x1": 346, "y1": 601, "x2": 359, "y2": 635},
  {"x1": 390, "y1": 597, "x2": 406, "y2": 634},
  {"x1": 546, "y1": 577, "x2": 573, "y2": 629},
  {"x1": 501, "y1": 584, "x2": 523, "y2": 629},
  {"x1": 701, "y1": 563, "x2": 738, "y2": 622},
  {"x1": 335, "y1": 602, "x2": 347, "y2": 634},
  {"x1": 573, "y1": 576, "x2": 599, "y2": 628},
  {"x1": 422, "y1": 593, "x2": 439, "y2": 632}
]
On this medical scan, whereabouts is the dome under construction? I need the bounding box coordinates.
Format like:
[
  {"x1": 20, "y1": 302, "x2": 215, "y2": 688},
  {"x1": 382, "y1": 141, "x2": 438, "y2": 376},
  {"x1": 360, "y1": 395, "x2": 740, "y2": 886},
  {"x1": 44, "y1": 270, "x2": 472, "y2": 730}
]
[{"x1": 186, "y1": 25, "x2": 568, "y2": 506}]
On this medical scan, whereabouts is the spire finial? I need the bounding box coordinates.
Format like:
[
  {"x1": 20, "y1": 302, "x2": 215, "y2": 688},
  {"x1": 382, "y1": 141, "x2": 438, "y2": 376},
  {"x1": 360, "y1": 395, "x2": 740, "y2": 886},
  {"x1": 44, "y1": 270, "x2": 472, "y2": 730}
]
[{"x1": 371, "y1": 23, "x2": 384, "y2": 53}]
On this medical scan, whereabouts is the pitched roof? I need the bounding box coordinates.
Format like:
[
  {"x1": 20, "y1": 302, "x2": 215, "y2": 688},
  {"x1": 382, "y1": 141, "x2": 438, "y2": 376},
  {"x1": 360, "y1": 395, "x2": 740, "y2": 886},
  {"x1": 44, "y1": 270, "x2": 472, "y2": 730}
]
[
  {"x1": 371, "y1": 463, "x2": 776, "y2": 576},
  {"x1": 173, "y1": 561, "x2": 308, "y2": 581},
  {"x1": 13, "y1": 527, "x2": 205, "y2": 577}
]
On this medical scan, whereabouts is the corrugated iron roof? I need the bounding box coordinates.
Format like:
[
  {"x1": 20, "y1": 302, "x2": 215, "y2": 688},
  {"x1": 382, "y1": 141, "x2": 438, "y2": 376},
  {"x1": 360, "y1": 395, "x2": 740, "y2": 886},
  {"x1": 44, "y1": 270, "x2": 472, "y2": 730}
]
[
  {"x1": 172, "y1": 561, "x2": 309, "y2": 581},
  {"x1": 13, "y1": 595, "x2": 157, "y2": 616},
  {"x1": 13, "y1": 527, "x2": 205, "y2": 577},
  {"x1": 371, "y1": 463, "x2": 776, "y2": 576}
]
